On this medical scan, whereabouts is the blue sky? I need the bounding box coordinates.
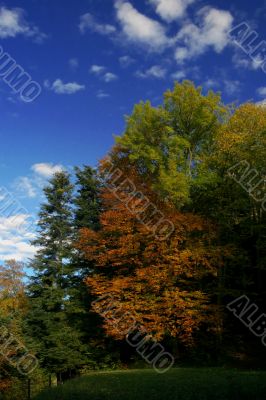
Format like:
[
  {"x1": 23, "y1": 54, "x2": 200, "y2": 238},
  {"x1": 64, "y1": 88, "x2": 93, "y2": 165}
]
[{"x1": 0, "y1": 0, "x2": 265, "y2": 261}]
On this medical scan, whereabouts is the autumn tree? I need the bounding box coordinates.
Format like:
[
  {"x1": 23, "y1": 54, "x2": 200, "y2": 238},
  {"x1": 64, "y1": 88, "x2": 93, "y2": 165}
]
[
  {"x1": 0, "y1": 260, "x2": 27, "y2": 320},
  {"x1": 104, "y1": 83, "x2": 266, "y2": 364},
  {"x1": 77, "y1": 184, "x2": 230, "y2": 356},
  {"x1": 0, "y1": 260, "x2": 27, "y2": 393}
]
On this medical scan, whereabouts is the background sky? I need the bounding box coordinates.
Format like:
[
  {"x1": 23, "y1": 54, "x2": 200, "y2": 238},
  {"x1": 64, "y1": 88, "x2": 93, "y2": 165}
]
[{"x1": 0, "y1": 0, "x2": 265, "y2": 262}]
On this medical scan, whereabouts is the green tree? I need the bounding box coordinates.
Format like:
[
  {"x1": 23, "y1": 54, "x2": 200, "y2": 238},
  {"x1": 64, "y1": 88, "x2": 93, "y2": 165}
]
[
  {"x1": 104, "y1": 83, "x2": 266, "y2": 365},
  {"x1": 25, "y1": 172, "x2": 86, "y2": 381},
  {"x1": 71, "y1": 166, "x2": 120, "y2": 370},
  {"x1": 74, "y1": 166, "x2": 101, "y2": 232},
  {"x1": 114, "y1": 80, "x2": 229, "y2": 207},
  {"x1": 185, "y1": 102, "x2": 266, "y2": 364},
  {"x1": 71, "y1": 165, "x2": 102, "y2": 338}
]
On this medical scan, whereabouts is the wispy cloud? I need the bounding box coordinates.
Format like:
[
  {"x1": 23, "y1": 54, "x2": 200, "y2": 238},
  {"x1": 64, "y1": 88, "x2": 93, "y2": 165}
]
[
  {"x1": 90, "y1": 66, "x2": 118, "y2": 82},
  {"x1": 90, "y1": 65, "x2": 106, "y2": 75},
  {"x1": 13, "y1": 163, "x2": 65, "y2": 201},
  {"x1": 97, "y1": 90, "x2": 110, "y2": 99},
  {"x1": 69, "y1": 58, "x2": 79, "y2": 70},
  {"x1": 204, "y1": 78, "x2": 219, "y2": 89},
  {"x1": 15, "y1": 177, "x2": 37, "y2": 198},
  {"x1": 203, "y1": 77, "x2": 241, "y2": 95},
  {"x1": 171, "y1": 70, "x2": 186, "y2": 80},
  {"x1": 45, "y1": 79, "x2": 85, "y2": 94},
  {"x1": 232, "y1": 52, "x2": 261, "y2": 72},
  {"x1": 257, "y1": 87, "x2": 266, "y2": 97},
  {"x1": 136, "y1": 65, "x2": 167, "y2": 79},
  {"x1": 103, "y1": 72, "x2": 118, "y2": 82},
  {"x1": 119, "y1": 55, "x2": 135, "y2": 67},
  {"x1": 79, "y1": 13, "x2": 116, "y2": 35},
  {"x1": 223, "y1": 79, "x2": 241, "y2": 95}
]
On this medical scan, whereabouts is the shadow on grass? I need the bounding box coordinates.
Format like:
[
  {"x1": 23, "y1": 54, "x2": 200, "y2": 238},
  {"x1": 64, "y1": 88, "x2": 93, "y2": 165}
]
[{"x1": 33, "y1": 368, "x2": 266, "y2": 400}]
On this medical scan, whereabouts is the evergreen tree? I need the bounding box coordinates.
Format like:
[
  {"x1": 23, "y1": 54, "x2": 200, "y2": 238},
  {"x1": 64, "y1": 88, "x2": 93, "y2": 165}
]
[
  {"x1": 74, "y1": 166, "x2": 101, "y2": 232},
  {"x1": 25, "y1": 172, "x2": 86, "y2": 381},
  {"x1": 70, "y1": 166, "x2": 111, "y2": 365}
]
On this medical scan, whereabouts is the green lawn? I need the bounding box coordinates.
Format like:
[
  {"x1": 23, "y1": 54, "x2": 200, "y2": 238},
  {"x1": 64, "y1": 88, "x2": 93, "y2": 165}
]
[{"x1": 34, "y1": 368, "x2": 266, "y2": 400}]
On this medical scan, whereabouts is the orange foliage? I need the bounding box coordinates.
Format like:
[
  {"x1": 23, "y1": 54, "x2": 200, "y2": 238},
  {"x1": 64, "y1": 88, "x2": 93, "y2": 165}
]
[{"x1": 77, "y1": 186, "x2": 230, "y2": 346}]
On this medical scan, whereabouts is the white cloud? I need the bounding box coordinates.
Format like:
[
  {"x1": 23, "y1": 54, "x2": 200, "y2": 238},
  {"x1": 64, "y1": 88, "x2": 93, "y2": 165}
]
[
  {"x1": 31, "y1": 163, "x2": 64, "y2": 178},
  {"x1": 15, "y1": 177, "x2": 37, "y2": 198},
  {"x1": 44, "y1": 79, "x2": 85, "y2": 94},
  {"x1": 175, "y1": 7, "x2": 233, "y2": 62},
  {"x1": 136, "y1": 65, "x2": 167, "y2": 79},
  {"x1": 50, "y1": 79, "x2": 85, "y2": 94},
  {"x1": 0, "y1": 215, "x2": 32, "y2": 234},
  {"x1": 0, "y1": 6, "x2": 46, "y2": 42},
  {"x1": 0, "y1": 215, "x2": 36, "y2": 261},
  {"x1": 171, "y1": 70, "x2": 186, "y2": 80},
  {"x1": 0, "y1": 238, "x2": 36, "y2": 261},
  {"x1": 90, "y1": 66, "x2": 117, "y2": 82},
  {"x1": 115, "y1": 1, "x2": 171, "y2": 50},
  {"x1": 232, "y1": 52, "x2": 261, "y2": 71},
  {"x1": 69, "y1": 58, "x2": 79, "y2": 69},
  {"x1": 97, "y1": 90, "x2": 110, "y2": 99},
  {"x1": 1, "y1": 160, "x2": 68, "y2": 261},
  {"x1": 119, "y1": 55, "x2": 135, "y2": 67},
  {"x1": 0, "y1": 7, "x2": 27, "y2": 38},
  {"x1": 223, "y1": 79, "x2": 241, "y2": 95},
  {"x1": 202, "y1": 78, "x2": 240, "y2": 95},
  {"x1": 103, "y1": 72, "x2": 118, "y2": 82},
  {"x1": 79, "y1": 13, "x2": 116, "y2": 35},
  {"x1": 257, "y1": 87, "x2": 266, "y2": 97},
  {"x1": 90, "y1": 65, "x2": 106, "y2": 75},
  {"x1": 174, "y1": 47, "x2": 189, "y2": 63},
  {"x1": 12, "y1": 162, "x2": 66, "y2": 201},
  {"x1": 149, "y1": 0, "x2": 195, "y2": 22},
  {"x1": 204, "y1": 78, "x2": 219, "y2": 89}
]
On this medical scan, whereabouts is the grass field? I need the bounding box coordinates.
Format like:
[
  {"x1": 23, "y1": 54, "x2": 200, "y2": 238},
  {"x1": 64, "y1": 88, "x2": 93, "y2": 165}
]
[{"x1": 34, "y1": 368, "x2": 266, "y2": 400}]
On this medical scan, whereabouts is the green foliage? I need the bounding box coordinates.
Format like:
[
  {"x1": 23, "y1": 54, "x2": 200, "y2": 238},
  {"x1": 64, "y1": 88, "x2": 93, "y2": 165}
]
[
  {"x1": 115, "y1": 81, "x2": 229, "y2": 207},
  {"x1": 25, "y1": 171, "x2": 87, "y2": 374},
  {"x1": 74, "y1": 165, "x2": 101, "y2": 232},
  {"x1": 3, "y1": 82, "x2": 266, "y2": 400},
  {"x1": 111, "y1": 85, "x2": 266, "y2": 363}
]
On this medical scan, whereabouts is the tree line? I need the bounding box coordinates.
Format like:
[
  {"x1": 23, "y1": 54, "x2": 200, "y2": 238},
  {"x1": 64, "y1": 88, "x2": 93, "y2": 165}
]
[{"x1": 1, "y1": 81, "x2": 265, "y2": 397}]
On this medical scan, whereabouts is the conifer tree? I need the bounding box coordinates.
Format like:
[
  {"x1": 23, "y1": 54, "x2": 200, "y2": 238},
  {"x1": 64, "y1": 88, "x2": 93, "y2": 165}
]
[
  {"x1": 74, "y1": 165, "x2": 101, "y2": 232},
  {"x1": 26, "y1": 172, "x2": 86, "y2": 381},
  {"x1": 71, "y1": 166, "x2": 107, "y2": 360}
]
